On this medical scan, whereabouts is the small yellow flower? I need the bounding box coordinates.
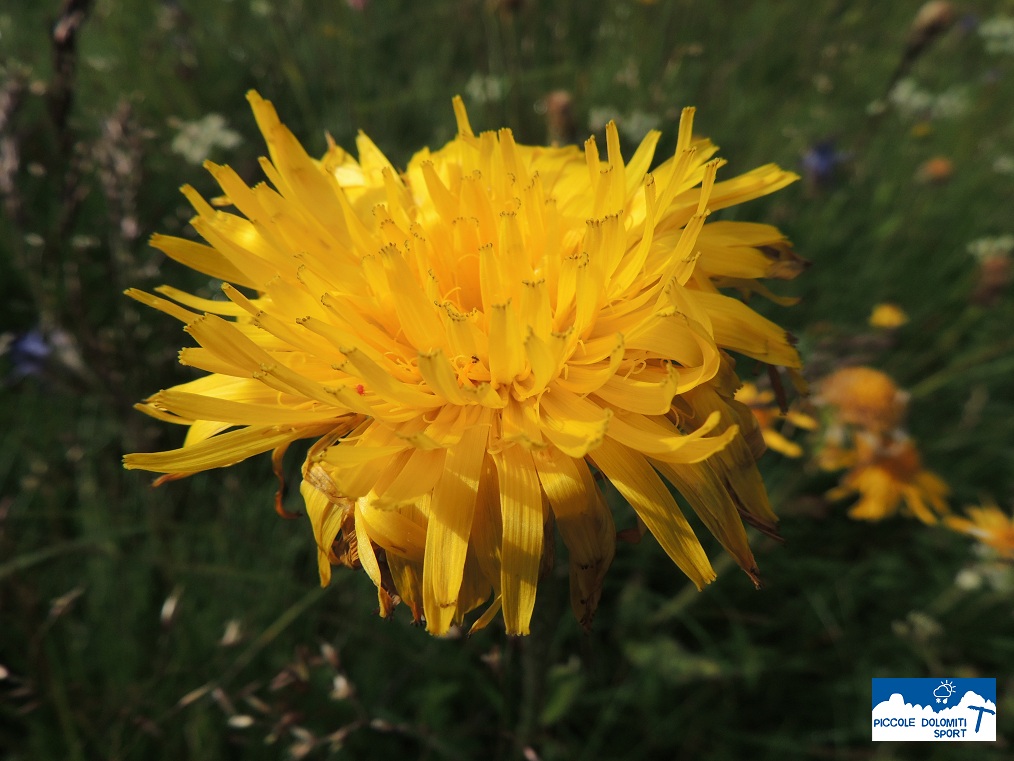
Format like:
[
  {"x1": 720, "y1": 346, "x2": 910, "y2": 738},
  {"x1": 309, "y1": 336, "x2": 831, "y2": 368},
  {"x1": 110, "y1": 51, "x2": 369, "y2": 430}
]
[
  {"x1": 125, "y1": 93, "x2": 804, "y2": 635},
  {"x1": 946, "y1": 500, "x2": 1014, "y2": 560},
  {"x1": 868, "y1": 303, "x2": 909, "y2": 329},
  {"x1": 734, "y1": 382, "x2": 816, "y2": 458},
  {"x1": 818, "y1": 366, "x2": 908, "y2": 434},
  {"x1": 915, "y1": 156, "x2": 953, "y2": 184},
  {"x1": 827, "y1": 433, "x2": 949, "y2": 523}
]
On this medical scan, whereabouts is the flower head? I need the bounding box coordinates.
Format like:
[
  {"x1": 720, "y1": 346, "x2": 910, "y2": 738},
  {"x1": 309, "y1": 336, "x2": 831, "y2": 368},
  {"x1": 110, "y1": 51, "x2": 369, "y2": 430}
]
[
  {"x1": 125, "y1": 93, "x2": 804, "y2": 635},
  {"x1": 868, "y1": 303, "x2": 909, "y2": 329},
  {"x1": 801, "y1": 140, "x2": 847, "y2": 192},
  {"x1": 915, "y1": 156, "x2": 953, "y2": 184},
  {"x1": 170, "y1": 113, "x2": 243, "y2": 165},
  {"x1": 946, "y1": 500, "x2": 1014, "y2": 560},
  {"x1": 3, "y1": 329, "x2": 51, "y2": 382},
  {"x1": 818, "y1": 366, "x2": 908, "y2": 434},
  {"x1": 826, "y1": 433, "x2": 949, "y2": 523}
]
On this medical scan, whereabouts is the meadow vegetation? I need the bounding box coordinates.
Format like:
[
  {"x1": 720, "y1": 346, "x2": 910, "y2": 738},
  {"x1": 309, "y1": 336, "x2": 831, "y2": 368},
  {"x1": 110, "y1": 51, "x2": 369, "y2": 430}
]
[{"x1": 1, "y1": 1, "x2": 1012, "y2": 758}]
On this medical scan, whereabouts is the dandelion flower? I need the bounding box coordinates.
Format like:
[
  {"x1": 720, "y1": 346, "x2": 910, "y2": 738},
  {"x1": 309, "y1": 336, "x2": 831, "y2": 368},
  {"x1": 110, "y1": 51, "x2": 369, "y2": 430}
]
[
  {"x1": 827, "y1": 433, "x2": 949, "y2": 523},
  {"x1": 915, "y1": 156, "x2": 953, "y2": 184},
  {"x1": 946, "y1": 500, "x2": 1014, "y2": 560},
  {"x1": 125, "y1": 93, "x2": 804, "y2": 635},
  {"x1": 868, "y1": 303, "x2": 909, "y2": 329},
  {"x1": 818, "y1": 366, "x2": 908, "y2": 434}
]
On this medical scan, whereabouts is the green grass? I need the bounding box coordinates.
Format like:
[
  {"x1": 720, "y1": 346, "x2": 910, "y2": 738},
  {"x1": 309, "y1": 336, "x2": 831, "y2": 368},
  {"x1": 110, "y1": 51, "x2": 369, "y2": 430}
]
[{"x1": 2, "y1": 0, "x2": 1013, "y2": 759}]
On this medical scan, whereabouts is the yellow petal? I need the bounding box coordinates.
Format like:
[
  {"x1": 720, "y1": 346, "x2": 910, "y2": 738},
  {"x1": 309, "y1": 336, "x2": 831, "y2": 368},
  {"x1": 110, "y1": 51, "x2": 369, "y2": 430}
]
[
  {"x1": 501, "y1": 395, "x2": 545, "y2": 449},
  {"x1": 148, "y1": 390, "x2": 347, "y2": 426},
  {"x1": 455, "y1": 547, "x2": 494, "y2": 626},
  {"x1": 555, "y1": 334, "x2": 624, "y2": 396},
  {"x1": 417, "y1": 349, "x2": 483, "y2": 405},
  {"x1": 686, "y1": 386, "x2": 778, "y2": 528},
  {"x1": 706, "y1": 164, "x2": 798, "y2": 211},
  {"x1": 452, "y1": 95, "x2": 475, "y2": 140},
  {"x1": 624, "y1": 313, "x2": 719, "y2": 394},
  {"x1": 593, "y1": 363, "x2": 679, "y2": 416},
  {"x1": 623, "y1": 129, "x2": 661, "y2": 202},
  {"x1": 339, "y1": 346, "x2": 443, "y2": 410},
  {"x1": 124, "y1": 424, "x2": 322, "y2": 475},
  {"x1": 588, "y1": 438, "x2": 715, "y2": 589},
  {"x1": 154, "y1": 285, "x2": 250, "y2": 317},
  {"x1": 691, "y1": 290, "x2": 801, "y2": 368},
  {"x1": 300, "y1": 482, "x2": 352, "y2": 586},
  {"x1": 470, "y1": 456, "x2": 503, "y2": 592},
  {"x1": 387, "y1": 555, "x2": 425, "y2": 623},
  {"x1": 533, "y1": 446, "x2": 614, "y2": 627},
  {"x1": 488, "y1": 301, "x2": 526, "y2": 387},
  {"x1": 183, "y1": 419, "x2": 231, "y2": 446},
  {"x1": 494, "y1": 444, "x2": 544, "y2": 636},
  {"x1": 371, "y1": 447, "x2": 445, "y2": 508},
  {"x1": 652, "y1": 460, "x2": 760, "y2": 586},
  {"x1": 423, "y1": 411, "x2": 492, "y2": 635},
  {"x1": 353, "y1": 501, "x2": 394, "y2": 617},
  {"x1": 246, "y1": 91, "x2": 352, "y2": 240},
  {"x1": 605, "y1": 409, "x2": 738, "y2": 464},
  {"x1": 468, "y1": 595, "x2": 503, "y2": 635},
  {"x1": 189, "y1": 213, "x2": 280, "y2": 288},
  {"x1": 357, "y1": 494, "x2": 427, "y2": 561},
  {"x1": 124, "y1": 288, "x2": 199, "y2": 324},
  {"x1": 149, "y1": 233, "x2": 256, "y2": 288},
  {"x1": 761, "y1": 429, "x2": 804, "y2": 458},
  {"x1": 539, "y1": 388, "x2": 612, "y2": 458}
]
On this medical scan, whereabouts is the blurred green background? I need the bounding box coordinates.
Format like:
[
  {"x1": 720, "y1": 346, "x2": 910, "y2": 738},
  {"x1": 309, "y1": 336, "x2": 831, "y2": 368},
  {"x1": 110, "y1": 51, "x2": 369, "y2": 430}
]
[{"x1": 2, "y1": 0, "x2": 1013, "y2": 759}]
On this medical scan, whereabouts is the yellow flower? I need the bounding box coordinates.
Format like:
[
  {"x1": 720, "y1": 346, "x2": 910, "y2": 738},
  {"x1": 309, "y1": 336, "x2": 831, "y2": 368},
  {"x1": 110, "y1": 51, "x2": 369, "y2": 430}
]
[
  {"x1": 124, "y1": 93, "x2": 803, "y2": 635},
  {"x1": 827, "y1": 433, "x2": 949, "y2": 523},
  {"x1": 734, "y1": 382, "x2": 817, "y2": 458},
  {"x1": 868, "y1": 302, "x2": 908, "y2": 329},
  {"x1": 946, "y1": 500, "x2": 1014, "y2": 560},
  {"x1": 818, "y1": 366, "x2": 908, "y2": 434}
]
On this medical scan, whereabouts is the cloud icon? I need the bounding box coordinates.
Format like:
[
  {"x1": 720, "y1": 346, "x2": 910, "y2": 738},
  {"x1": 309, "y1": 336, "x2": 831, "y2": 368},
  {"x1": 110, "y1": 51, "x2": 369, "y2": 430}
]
[{"x1": 934, "y1": 680, "x2": 956, "y2": 703}]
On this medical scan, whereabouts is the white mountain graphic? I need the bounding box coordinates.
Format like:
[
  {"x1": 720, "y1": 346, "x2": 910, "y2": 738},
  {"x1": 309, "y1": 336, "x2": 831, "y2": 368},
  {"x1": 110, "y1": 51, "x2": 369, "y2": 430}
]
[{"x1": 872, "y1": 690, "x2": 997, "y2": 741}]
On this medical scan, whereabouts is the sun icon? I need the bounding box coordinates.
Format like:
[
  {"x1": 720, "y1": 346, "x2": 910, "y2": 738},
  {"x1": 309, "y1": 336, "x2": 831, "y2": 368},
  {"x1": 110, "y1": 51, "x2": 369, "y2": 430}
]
[{"x1": 933, "y1": 680, "x2": 956, "y2": 704}]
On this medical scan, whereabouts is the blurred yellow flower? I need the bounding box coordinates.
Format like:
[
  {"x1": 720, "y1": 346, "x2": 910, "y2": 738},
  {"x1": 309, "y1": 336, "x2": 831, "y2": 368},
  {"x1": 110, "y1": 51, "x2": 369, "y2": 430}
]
[
  {"x1": 734, "y1": 382, "x2": 816, "y2": 458},
  {"x1": 125, "y1": 93, "x2": 803, "y2": 635},
  {"x1": 868, "y1": 302, "x2": 908, "y2": 329},
  {"x1": 827, "y1": 434, "x2": 949, "y2": 523},
  {"x1": 946, "y1": 500, "x2": 1014, "y2": 560},
  {"x1": 818, "y1": 366, "x2": 908, "y2": 434},
  {"x1": 915, "y1": 156, "x2": 953, "y2": 184}
]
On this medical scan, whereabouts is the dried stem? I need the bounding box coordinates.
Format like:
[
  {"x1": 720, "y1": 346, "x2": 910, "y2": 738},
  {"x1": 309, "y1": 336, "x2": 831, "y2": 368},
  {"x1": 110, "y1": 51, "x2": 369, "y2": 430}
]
[{"x1": 48, "y1": 0, "x2": 94, "y2": 154}]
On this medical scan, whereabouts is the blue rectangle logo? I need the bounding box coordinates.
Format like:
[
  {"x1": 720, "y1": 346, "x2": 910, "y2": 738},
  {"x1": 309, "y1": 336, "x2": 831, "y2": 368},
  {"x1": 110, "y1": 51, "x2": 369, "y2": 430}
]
[{"x1": 872, "y1": 678, "x2": 997, "y2": 741}]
